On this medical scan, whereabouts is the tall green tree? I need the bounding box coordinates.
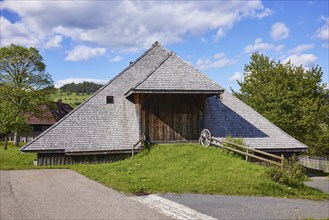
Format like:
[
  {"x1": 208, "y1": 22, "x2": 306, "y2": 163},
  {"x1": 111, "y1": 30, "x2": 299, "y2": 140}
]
[
  {"x1": 0, "y1": 44, "x2": 54, "y2": 147},
  {"x1": 233, "y1": 52, "x2": 329, "y2": 156},
  {"x1": 0, "y1": 94, "x2": 29, "y2": 149}
]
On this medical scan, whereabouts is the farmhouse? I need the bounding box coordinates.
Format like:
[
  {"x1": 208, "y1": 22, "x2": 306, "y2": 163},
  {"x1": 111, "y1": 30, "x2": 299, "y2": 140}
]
[
  {"x1": 20, "y1": 42, "x2": 307, "y2": 165},
  {"x1": 7, "y1": 101, "x2": 73, "y2": 143}
]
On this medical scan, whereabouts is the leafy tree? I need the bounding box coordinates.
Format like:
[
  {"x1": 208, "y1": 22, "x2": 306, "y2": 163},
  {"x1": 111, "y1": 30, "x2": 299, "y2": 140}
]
[
  {"x1": 0, "y1": 44, "x2": 54, "y2": 146},
  {"x1": 233, "y1": 52, "x2": 329, "y2": 156},
  {"x1": 0, "y1": 98, "x2": 29, "y2": 149}
]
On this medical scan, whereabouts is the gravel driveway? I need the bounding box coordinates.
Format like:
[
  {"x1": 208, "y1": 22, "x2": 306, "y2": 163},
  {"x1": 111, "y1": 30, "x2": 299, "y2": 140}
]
[{"x1": 0, "y1": 170, "x2": 169, "y2": 220}]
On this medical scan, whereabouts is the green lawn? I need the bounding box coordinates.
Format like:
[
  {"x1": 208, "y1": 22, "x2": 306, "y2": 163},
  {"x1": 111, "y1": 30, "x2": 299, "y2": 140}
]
[
  {"x1": 0, "y1": 142, "x2": 69, "y2": 170},
  {"x1": 1, "y1": 142, "x2": 328, "y2": 200},
  {"x1": 51, "y1": 89, "x2": 91, "y2": 108},
  {"x1": 0, "y1": 142, "x2": 37, "y2": 170}
]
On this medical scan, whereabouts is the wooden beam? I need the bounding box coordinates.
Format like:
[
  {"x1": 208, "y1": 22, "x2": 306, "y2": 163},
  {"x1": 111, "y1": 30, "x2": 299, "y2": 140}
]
[{"x1": 134, "y1": 94, "x2": 143, "y2": 142}]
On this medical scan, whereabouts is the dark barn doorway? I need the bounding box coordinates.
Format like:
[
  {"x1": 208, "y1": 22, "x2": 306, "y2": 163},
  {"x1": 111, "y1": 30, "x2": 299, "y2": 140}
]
[{"x1": 142, "y1": 94, "x2": 204, "y2": 142}]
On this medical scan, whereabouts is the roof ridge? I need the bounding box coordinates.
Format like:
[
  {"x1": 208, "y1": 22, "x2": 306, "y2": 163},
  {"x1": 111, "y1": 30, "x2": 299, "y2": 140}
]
[
  {"x1": 224, "y1": 91, "x2": 309, "y2": 148},
  {"x1": 126, "y1": 52, "x2": 174, "y2": 95},
  {"x1": 173, "y1": 53, "x2": 225, "y2": 91},
  {"x1": 21, "y1": 42, "x2": 162, "y2": 151}
]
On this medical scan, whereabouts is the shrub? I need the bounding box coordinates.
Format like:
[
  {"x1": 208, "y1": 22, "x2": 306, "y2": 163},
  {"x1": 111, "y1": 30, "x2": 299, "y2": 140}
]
[{"x1": 266, "y1": 155, "x2": 307, "y2": 187}]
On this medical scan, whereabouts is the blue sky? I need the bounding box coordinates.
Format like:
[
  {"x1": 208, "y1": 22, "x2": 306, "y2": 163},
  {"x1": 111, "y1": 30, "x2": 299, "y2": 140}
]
[{"x1": 1, "y1": 1, "x2": 328, "y2": 91}]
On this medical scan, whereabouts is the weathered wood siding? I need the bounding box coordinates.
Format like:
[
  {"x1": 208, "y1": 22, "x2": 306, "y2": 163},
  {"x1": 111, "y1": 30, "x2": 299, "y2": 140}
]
[
  {"x1": 143, "y1": 94, "x2": 202, "y2": 142},
  {"x1": 37, "y1": 153, "x2": 129, "y2": 166}
]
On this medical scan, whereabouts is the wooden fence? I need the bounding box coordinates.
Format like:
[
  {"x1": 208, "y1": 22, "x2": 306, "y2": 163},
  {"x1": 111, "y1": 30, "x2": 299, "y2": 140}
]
[
  {"x1": 199, "y1": 129, "x2": 284, "y2": 166},
  {"x1": 210, "y1": 137, "x2": 284, "y2": 166}
]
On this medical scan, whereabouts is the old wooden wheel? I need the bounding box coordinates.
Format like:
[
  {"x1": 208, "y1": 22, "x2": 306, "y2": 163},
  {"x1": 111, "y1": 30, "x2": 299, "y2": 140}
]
[{"x1": 200, "y1": 129, "x2": 212, "y2": 147}]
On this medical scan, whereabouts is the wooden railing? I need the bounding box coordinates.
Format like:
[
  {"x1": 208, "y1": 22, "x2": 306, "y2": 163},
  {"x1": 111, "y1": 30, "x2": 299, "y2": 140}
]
[
  {"x1": 214, "y1": 138, "x2": 284, "y2": 166},
  {"x1": 200, "y1": 129, "x2": 284, "y2": 167},
  {"x1": 131, "y1": 140, "x2": 142, "y2": 158}
]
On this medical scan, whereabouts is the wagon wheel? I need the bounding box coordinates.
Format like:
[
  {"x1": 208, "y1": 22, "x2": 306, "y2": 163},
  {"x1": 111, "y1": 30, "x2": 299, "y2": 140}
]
[{"x1": 200, "y1": 129, "x2": 212, "y2": 147}]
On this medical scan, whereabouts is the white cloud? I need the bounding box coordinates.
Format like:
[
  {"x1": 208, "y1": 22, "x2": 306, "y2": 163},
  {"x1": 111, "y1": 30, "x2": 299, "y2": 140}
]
[
  {"x1": 275, "y1": 44, "x2": 285, "y2": 52},
  {"x1": 244, "y1": 38, "x2": 274, "y2": 53},
  {"x1": 256, "y1": 8, "x2": 273, "y2": 19},
  {"x1": 1, "y1": 1, "x2": 272, "y2": 51},
  {"x1": 65, "y1": 45, "x2": 106, "y2": 61},
  {"x1": 271, "y1": 22, "x2": 289, "y2": 40},
  {"x1": 109, "y1": 56, "x2": 123, "y2": 63},
  {"x1": 45, "y1": 35, "x2": 63, "y2": 49},
  {"x1": 229, "y1": 72, "x2": 243, "y2": 82},
  {"x1": 196, "y1": 53, "x2": 236, "y2": 70},
  {"x1": 0, "y1": 16, "x2": 40, "y2": 47},
  {"x1": 288, "y1": 44, "x2": 313, "y2": 54},
  {"x1": 215, "y1": 28, "x2": 226, "y2": 40},
  {"x1": 316, "y1": 16, "x2": 329, "y2": 40},
  {"x1": 54, "y1": 78, "x2": 107, "y2": 88},
  {"x1": 282, "y1": 54, "x2": 317, "y2": 68},
  {"x1": 244, "y1": 38, "x2": 285, "y2": 54}
]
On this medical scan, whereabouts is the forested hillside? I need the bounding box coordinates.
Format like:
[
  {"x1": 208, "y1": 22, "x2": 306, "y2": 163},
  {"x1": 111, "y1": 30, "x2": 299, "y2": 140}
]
[
  {"x1": 60, "y1": 81, "x2": 103, "y2": 94},
  {"x1": 52, "y1": 82, "x2": 103, "y2": 108}
]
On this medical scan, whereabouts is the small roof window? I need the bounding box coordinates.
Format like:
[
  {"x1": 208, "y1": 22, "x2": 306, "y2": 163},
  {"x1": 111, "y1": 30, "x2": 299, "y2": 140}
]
[{"x1": 106, "y1": 96, "x2": 114, "y2": 104}]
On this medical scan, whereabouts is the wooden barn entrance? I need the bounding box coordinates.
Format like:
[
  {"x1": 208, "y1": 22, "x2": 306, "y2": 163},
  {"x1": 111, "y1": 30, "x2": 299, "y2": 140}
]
[
  {"x1": 144, "y1": 94, "x2": 203, "y2": 141},
  {"x1": 133, "y1": 93, "x2": 207, "y2": 142}
]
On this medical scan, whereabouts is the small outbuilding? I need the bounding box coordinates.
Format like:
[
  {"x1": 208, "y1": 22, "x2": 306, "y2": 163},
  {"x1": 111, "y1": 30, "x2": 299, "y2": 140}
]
[{"x1": 20, "y1": 42, "x2": 307, "y2": 165}]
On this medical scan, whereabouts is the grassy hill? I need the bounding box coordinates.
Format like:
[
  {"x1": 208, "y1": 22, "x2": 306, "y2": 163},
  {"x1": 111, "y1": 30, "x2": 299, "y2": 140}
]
[
  {"x1": 51, "y1": 89, "x2": 91, "y2": 108},
  {"x1": 1, "y1": 142, "x2": 327, "y2": 200},
  {"x1": 71, "y1": 144, "x2": 328, "y2": 200}
]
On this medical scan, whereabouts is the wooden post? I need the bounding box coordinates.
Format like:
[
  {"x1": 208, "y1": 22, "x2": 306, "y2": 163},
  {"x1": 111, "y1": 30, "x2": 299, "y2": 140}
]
[
  {"x1": 199, "y1": 94, "x2": 206, "y2": 132},
  {"x1": 281, "y1": 154, "x2": 284, "y2": 166},
  {"x1": 246, "y1": 146, "x2": 249, "y2": 162},
  {"x1": 134, "y1": 94, "x2": 143, "y2": 143}
]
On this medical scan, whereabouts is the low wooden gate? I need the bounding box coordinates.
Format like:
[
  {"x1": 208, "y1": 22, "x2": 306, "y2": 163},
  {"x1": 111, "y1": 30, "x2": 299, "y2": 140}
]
[{"x1": 199, "y1": 129, "x2": 284, "y2": 166}]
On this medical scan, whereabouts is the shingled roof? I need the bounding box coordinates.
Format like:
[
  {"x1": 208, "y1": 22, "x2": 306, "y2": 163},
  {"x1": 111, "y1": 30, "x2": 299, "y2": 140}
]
[
  {"x1": 26, "y1": 101, "x2": 73, "y2": 125},
  {"x1": 21, "y1": 42, "x2": 307, "y2": 154},
  {"x1": 125, "y1": 53, "x2": 224, "y2": 96},
  {"x1": 204, "y1": 92, "x2": 308, "y2": 151}
]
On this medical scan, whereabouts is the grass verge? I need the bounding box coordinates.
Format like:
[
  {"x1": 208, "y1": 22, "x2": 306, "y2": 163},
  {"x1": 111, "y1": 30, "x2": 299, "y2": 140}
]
[
  {"x1": 1, "y1": 142, "x2": 328, "y2": 200},
  {"x1": 0, "y1": 142, "x2": 37, "y2": 170},
  {"x1": 0, "y1": 142, "x2": 69, "y2": 170}
]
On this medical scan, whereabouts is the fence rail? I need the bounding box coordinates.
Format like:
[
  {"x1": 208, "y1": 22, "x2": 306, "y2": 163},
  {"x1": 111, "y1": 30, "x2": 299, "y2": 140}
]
[
  {"x1": 213, "y1": 138, "x2": 284, "y2": 166},
  {"x1": 200, "y1": 129, "x2": 284, "y2": 167}
]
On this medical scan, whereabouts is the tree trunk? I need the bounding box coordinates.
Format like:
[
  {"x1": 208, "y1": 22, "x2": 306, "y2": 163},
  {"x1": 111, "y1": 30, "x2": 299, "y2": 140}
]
[
  {"x1": 4, "y1": 134, "x2": 8, "y2": 150},
  {"x1": 14, "y1": 132, "x2": 19, "y2": 146}
]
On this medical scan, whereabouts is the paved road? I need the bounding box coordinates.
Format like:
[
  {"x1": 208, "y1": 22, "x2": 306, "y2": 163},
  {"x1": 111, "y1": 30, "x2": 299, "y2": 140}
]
[
  {"x1": 1, "y1": 170, "x2": 328, "y2": 220},
  {"x1": 0, "y1": 170, "x2": 170, "y2": 220},
  {"x1": 305, "y1": 176, "x2": 329, "y2": 193},
  {"x1": 160, "y1": 193, "x2": 329, "y2": 220}
]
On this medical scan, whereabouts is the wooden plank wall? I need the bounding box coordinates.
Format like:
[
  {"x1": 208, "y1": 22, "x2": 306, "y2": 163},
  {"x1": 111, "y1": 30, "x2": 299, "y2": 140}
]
[
  {"x1": 37, "y1": 153, "x2": 129, "y2": 166},
  {"x1": 143, "y1": 94, "x2": 202, "y2": 142}
]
